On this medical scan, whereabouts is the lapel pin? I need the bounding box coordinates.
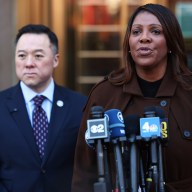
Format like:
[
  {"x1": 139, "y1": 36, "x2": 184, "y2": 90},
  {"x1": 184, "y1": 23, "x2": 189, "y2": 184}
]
[
  {"x1": 56, "y1": 100, "x2": 64, "y2": 107},
  {"x1": 12, "y1": 108, "x2": 18, "y2": 113}
]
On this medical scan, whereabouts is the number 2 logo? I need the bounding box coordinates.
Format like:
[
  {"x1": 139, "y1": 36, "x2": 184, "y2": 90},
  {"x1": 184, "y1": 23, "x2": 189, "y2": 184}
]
[{"x1": 90, "y1": 124, "x2": 104, "y2": 133}]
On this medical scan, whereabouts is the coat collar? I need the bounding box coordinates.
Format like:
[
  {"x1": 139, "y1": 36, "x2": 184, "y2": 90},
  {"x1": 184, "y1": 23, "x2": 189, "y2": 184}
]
[
  {"x1": 123, "y1": 66, "x2": 177, "y2": 97},
  {"x1": 6, "y1": 84, "x2": 41, "y2": 162}
]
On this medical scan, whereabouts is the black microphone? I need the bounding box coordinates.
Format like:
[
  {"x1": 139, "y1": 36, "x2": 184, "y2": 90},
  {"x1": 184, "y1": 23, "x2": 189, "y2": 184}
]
[
  {"x1": 153, "y1": 106, "x2": 167, "y2": 192},
  {"x1": 124, "y1": 114, "x2": 141, "y2": 192},
  {"x1": 154, "y1": 106, "x2": 168, "y2": 145},
  {"x1": 140, "y1": 107, "x2": 161, "y2": 192},
  {"x1": 105, "y1": 109, "x2": 126, "y2": 192},
  {"x1": 86, "y1": 106, "x2": 109, "y2": 192}
]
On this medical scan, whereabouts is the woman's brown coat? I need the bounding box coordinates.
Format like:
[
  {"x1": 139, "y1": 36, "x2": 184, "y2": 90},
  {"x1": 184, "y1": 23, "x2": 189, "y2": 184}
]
[{"x1": 72, "y1": 67, "x2": 192, "y2": 192}]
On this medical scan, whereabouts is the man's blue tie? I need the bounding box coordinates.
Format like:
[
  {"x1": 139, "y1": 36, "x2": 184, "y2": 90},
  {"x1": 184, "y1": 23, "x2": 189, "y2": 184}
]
[{"x1": 32, "y1": 95, "x2": 48, "y2": 158}]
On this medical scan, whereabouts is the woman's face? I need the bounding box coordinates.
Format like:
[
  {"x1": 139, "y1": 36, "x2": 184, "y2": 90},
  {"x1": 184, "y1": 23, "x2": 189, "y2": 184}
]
[{"x1": 129, "y1": 11, "x2": 168, "y2": 81}]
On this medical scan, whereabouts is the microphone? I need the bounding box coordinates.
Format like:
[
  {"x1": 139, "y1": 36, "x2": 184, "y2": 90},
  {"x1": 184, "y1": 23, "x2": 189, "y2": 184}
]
[
  {"x1": 87, "y1": 106, "x2": 109, "y2": 141},
  {"x1": 140, "y1": 109, "x2": 161, "y2": 139},
  {"x1": 153, "y1": 106, "x2": 167, "y2": 192},
  {"x1": 86, "y1": 106, "x2": 109, "y2": 192},
  {"x1": 140, "y1": 106, "x2": 168, "y2": 142},
  {"x1": 105, "y1": 109, "x2": 126, "y2": 192},
  {"x1": 105, "y1": 109, "x2": 125, "y2": 139},
  {"x1": 140, "y1": 106, "x2": 167, "y2": 192},
  {"x1": 153, "y1": 106, "x2": 168, "y2": 144},
  {"x1": 124, "y1": 114, "x2": 141, "y2": 192},
  {"x1": 140, "y1": 108, "x2": 160, "y2": 192}
]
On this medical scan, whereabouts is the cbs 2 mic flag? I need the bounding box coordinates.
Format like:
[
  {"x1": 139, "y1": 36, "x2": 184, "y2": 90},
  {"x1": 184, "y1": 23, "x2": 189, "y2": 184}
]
[{"x1": 87, "y1": 117, "x2": 109, "y2": 140}]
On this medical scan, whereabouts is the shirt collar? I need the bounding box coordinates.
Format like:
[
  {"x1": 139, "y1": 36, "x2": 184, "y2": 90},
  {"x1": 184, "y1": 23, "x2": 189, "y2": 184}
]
[{"x1": 20, "y1": 78, "x2": 55, "y2": 103}]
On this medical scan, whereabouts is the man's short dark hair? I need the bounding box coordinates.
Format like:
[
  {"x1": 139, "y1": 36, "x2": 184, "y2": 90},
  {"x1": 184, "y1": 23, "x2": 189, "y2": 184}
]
[{"x1": 15, "y1": 24, "x2": 58, "y2": 54}]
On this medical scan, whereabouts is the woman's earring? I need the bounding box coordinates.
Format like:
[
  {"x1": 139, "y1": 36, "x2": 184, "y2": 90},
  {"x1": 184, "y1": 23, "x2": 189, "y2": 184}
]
[{"x1": 169, "y1": 50, "x2": 172, "y2": 54}]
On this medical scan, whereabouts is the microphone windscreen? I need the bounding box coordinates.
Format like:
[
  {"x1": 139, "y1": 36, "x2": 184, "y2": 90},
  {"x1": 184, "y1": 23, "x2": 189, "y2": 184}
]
[
  {"x1": 144, "y1": 106, "x2": 156, "y2": 112},
  {"x1": 87, "y1": 106, "x2": 109, "y2": 140},
  {"x1": 124, "y1": 114, "x2": 140, "y2": 137},
  {"x1": 144, "y1": 106, "x2": 156, "y2": 118},
  {"x1": 144, "y1": 106, "x2": 165, "y2": 118},
  {"x1": 90, "y1": 106, "x2": 104, "y2": 119},
  {"x1": 105, "y1": 109, "x2": 125, "y2": 138},
  {"x1": 154, "y1": 106, "x2": 166, "y2": 118},
  {"x1": 143, "y1": 106, "x2": 168, "y2": 140}
]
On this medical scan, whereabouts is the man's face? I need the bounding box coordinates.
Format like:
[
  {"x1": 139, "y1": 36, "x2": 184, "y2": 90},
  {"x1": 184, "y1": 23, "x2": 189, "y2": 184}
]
[{"x1": 15, "y1": 33, "x2": 59, "y2": 92}]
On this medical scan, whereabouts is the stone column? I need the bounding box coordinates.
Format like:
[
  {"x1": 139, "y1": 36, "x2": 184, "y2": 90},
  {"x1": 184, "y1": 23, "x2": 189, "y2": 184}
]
[{"x1": 0, "y1": 0, "x2": 17, "y2": 90}]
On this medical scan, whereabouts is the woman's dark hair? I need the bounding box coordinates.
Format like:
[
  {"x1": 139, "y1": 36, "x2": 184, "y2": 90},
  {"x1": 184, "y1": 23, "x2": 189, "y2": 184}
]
[
  {"x1": 108, "y1": 3, "x2": 192, "y2": 90},
  {"x1": 15, "y1": 24, "x2": 58, "y2": 54}
]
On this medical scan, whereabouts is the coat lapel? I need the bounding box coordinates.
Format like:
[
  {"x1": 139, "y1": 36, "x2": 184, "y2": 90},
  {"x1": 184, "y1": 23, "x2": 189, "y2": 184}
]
[
  {"x1": 43, "y1": 85, "x2": 68, "y2": 164},
  {"x1": 6, "y1": 84, "x2": 71, "y2": 164},
  {"x1": 6, "y1": 84, "x2": 41, "y2": 162}
]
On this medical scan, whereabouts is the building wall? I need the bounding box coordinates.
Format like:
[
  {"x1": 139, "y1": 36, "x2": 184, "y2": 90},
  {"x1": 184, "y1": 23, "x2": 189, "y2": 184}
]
[
  {"x1": 16, "y1": 0, "x2": 67, "y2": 87},
  {"x1": 0, "y1": 0, "x2": 191, "y2": 93},
  {"x1": 0, "y1": 0, "x2": 16, "y2": 90},
  {"x1": 0, "y1": 0, "x2": 67, "y2": 90}
]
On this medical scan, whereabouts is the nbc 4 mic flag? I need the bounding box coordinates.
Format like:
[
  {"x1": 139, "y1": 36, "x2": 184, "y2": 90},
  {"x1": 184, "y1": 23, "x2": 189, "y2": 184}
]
[{"x1": 140, "y1": 117, "x2": 161, "y2": 138}]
